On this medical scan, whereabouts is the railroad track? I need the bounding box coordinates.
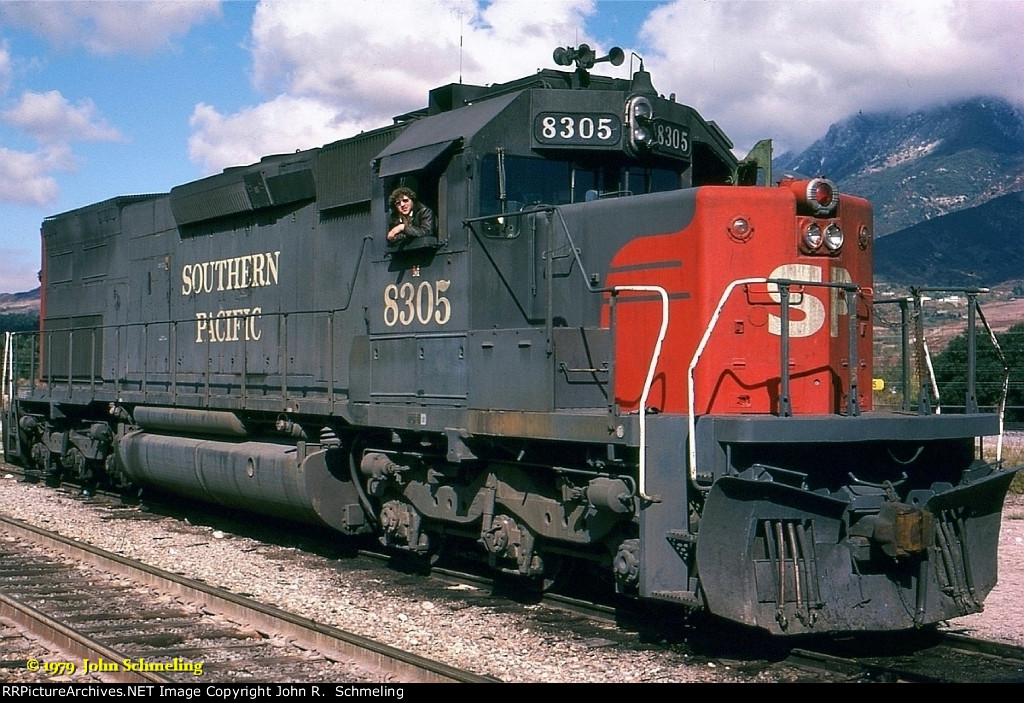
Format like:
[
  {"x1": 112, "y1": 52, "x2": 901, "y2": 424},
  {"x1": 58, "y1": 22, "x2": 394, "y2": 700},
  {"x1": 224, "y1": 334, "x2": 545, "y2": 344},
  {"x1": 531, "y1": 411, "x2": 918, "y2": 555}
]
[
  {"x1": 0, "y1": 514, "x2": 495, "y2": 684},
  {"x1": 0, "y1": 602, "x2": 75, "y2": 683},
  {"x1": 5, "y1": 464, "x2": 624, "y2": 625},
  {"x1": 777, "y1": 631, "x2": 1024, "y2": 683},
  {"x1": 5, "y1": 464, "x2": 1024, "y2": 683}
]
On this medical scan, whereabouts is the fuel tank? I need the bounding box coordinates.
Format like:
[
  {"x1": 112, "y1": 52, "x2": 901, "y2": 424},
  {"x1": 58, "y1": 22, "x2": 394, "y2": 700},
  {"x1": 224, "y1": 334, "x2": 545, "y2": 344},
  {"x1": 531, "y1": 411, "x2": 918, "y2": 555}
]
[{"x1": 116, "y1": 431, "x2": 367, "y2": 534}]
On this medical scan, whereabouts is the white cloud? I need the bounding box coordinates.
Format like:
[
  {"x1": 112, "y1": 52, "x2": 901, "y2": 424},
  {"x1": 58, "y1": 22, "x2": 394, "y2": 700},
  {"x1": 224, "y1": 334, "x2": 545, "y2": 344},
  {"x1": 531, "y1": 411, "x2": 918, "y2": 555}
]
[
  {"x1": 189, "y1": 0, "x2": 1024, "y2": 172},
  {"x1": 190, "y1": 0, "x2": 606, "y2": 172},
  {"x1": 187, "y1": 95, "x2": 376, "y2": 173},
  {"x1": 249, "y1": 0, "x2": 596, "y2": 107},
  {"x1": 638, "y1": 0, "x2": 1024, "y2": 154},
  {"x1": 0, "y1": 41, "x2": 12, "y2": 96},
  {"x1": 0, "y1": 89, "x2": 123, "y2": 207},
  {"x1": 0, "y1": 0, "x2": 222, "y2": 55},
  {"x1": 7, "y1": 0, "x2": 1023, "y2": 198},
  {"x1": 2, "y1": 90, "x2": 125, "y2": 144},
  {"x1": 0, "y1": 2, "x2": 207, "y2": 211},
  {"x1": 0, "y1": 247, "x2": 41, "y2": 294},
  {"x1": 0, "y1": 143, "x2": 74, "y2": 206}
]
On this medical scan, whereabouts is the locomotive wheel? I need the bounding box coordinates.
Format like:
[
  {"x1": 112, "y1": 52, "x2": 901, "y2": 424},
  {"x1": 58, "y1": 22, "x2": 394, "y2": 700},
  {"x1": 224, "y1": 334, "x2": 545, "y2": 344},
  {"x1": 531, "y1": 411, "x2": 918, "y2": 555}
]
[
  {"x1": 387, "y1": 533, "x2": 445, "y2": 575},
  {"x1": 530, "y1": 553, "x2": 570, "y2": 593},
  {"x1": 424, "y1": 532, "x2": 446, "y2": 566},
  {"x1": 35, "y1": 447, "x2": 61, "y2": 488}
]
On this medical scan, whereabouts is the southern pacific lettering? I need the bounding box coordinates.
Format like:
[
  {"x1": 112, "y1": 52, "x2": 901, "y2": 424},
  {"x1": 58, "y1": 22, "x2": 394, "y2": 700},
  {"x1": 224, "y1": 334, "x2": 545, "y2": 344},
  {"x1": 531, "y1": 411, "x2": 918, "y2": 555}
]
[{"x1": 180, "y1": 251, "x2": 280, "y2": 296}]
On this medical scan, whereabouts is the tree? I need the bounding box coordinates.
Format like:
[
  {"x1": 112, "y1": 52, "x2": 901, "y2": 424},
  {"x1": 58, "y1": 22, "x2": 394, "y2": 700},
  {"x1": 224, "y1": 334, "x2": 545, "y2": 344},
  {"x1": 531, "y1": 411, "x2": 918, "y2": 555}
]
[
  {"x1": 0, "y1": 312, "x2": 39, "y2": 335},
  {"x1": 933, "y1": 323, "x2": 1024, "y2": 422}
]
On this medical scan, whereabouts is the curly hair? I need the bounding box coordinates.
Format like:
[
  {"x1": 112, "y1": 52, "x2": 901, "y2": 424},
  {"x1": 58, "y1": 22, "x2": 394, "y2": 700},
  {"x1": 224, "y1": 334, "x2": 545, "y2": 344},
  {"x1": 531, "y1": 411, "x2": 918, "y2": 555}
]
[{"x1": 388, "y1": 187, "x2": 418, "y2": 211}]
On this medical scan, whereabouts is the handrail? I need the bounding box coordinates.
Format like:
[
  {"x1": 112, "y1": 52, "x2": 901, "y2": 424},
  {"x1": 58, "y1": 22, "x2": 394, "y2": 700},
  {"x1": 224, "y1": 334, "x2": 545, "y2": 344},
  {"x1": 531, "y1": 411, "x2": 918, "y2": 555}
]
[
  {"x1": 687, "y1": 278, "x2": 767, "y2": 487},
  {"x1": 2, "y1": 331, "x2": 11, "y2": 408},
  {"x1": 2, "y1": 331, "x2": 12, "y2": 462},
  {"x1": 877, "y1": 288, "x2": 1005, "y2": 461},
  {"x1": 465, "y1": 204, "x2": 602, "y2": 294},
  {"x1": 610, "y1": 285, "x2": 669, "y2": 503},
  {"x1": 975, "y1": 301, "x2": 1008, "y2": 463},
  {"x1": 9, "y1": 231, "x2": 376, "y2": 409},
  {"x1": 687, "y1": 277, "x2": 862, "y2": 489},
  {"x1": 467, "y1": 206, "x2": 671, "y2": 497},
  {"x1": 898, "y1": 287, "x2": 1006, "y2": 463},
  {"x1": 9, "y1": 306, "x2": 362, "y2": 408},
  {"x1": 874, "y1": 296, "x2": 913, "y2": 412}
]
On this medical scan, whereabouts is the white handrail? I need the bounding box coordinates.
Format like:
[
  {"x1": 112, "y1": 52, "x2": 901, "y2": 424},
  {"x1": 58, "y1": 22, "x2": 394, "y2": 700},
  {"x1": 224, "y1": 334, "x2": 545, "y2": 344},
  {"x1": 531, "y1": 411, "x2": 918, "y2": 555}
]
[
  {"x1": 2, "y1": 331, "x2": 11, "y2": 408},
  {"x1": 2, "y1": 331, "x2": 11, "y2": 462},
  {"x1": 975, "y1": 301, "x2": 1008, "y2": 464},
  {"x1": 687, "y1": 278, "x2": 768, "y2": 486},
  {"x1": 921, "y1": 339, "x2": 940, "y2": 414},
  {"x1": 613, "y1": 285, "x2": 669, "y2": 501}
]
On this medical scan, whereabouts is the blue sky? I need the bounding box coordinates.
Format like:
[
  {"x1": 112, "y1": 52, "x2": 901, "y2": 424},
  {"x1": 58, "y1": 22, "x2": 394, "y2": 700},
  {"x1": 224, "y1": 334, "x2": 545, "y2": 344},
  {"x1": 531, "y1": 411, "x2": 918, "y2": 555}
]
[{"x1": 1, "y1": 0, "x2": 1022, "y2": 293}]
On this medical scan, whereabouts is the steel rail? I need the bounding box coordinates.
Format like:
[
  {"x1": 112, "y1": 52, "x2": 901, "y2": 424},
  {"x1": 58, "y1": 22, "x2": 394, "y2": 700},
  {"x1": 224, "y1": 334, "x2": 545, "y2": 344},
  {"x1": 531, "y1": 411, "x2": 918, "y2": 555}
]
[
  {"x1": 0, "y1": 514, "x2": 497, "y2": 684},
  {"x1": 0, "y1": 590, "x2": 172, "y2": 683}
]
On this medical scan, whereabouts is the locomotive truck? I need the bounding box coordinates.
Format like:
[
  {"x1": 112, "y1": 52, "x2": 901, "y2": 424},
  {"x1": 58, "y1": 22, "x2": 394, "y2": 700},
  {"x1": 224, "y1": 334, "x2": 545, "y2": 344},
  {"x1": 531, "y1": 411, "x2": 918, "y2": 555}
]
[{"x1": 3, "y1": 45, "x2": 1018, "y2": 635}]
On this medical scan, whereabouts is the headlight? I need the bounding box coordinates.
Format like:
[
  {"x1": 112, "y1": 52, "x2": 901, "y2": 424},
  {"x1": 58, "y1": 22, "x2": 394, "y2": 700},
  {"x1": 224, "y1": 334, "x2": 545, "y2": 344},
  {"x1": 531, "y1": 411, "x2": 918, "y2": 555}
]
[
  {"x1": 627, "y1": 96, "x2": 654, "y2": 152},
  {"x1": 824, "y1": 223, "x2": 844, "y2": 252},
  {"x1": 802, "y1": 222, "x2": 823, "y2": 252},
  {"x1": 632, "y1": 96, "x2": 653, "y2": 121}
]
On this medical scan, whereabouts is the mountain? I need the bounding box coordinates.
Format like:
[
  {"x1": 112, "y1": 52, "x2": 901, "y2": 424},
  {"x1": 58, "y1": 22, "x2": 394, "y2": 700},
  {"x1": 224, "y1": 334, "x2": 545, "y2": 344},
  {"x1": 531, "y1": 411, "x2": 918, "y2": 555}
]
[
  {"x1": 0, "y1": 287, "x2": 40, "y2": 335},
  {"x1": 874, "y1": 190, "x2": 1024, "y2": 288},
  {"x1": 775, "y1": 97, "x2": 1024, "y2": 237},
  {"x1": 0, "y1": 288, "x2": 40, "y2": 313}
]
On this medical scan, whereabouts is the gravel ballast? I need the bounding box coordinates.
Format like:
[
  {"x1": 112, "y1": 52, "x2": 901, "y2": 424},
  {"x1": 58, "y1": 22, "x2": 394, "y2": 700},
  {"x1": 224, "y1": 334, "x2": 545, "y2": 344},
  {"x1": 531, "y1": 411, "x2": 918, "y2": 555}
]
[{"x1": 1, "y1": 465, "x2": 1022, "y2": 682}]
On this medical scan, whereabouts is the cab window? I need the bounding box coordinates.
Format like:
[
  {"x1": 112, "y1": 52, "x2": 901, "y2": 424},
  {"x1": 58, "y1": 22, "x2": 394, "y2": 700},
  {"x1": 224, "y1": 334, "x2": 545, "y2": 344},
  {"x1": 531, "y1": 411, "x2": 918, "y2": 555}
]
[{"x1": 479, "y1": 153, "x2": 682, "y2": 219}]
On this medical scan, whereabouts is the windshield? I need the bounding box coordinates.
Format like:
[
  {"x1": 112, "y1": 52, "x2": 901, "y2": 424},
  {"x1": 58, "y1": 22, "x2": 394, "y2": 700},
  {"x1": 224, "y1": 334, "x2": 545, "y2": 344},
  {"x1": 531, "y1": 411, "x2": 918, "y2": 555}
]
[{"x1": 479, "y1": 154, "x2": 681, "y2": 216}]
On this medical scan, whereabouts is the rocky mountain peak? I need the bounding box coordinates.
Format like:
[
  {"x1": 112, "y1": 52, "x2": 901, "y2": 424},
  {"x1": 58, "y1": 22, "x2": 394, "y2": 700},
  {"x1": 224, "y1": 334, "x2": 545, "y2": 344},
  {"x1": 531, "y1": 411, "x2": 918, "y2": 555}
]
[{"x1": 776, "y1": 97, "x2": 1024, "y2": 237}]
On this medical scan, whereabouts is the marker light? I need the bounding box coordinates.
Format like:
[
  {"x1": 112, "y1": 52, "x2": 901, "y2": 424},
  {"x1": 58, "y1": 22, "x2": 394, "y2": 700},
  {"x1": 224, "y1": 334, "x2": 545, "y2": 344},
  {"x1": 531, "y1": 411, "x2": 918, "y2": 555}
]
[
  {"x1": 729, "y1": 217, "x2": 752, "y2": 241},
  {"x1": 858, "y1": 224, "x2": 871, "y2": 250},
  {"x1": 787, "y1": 177, "x2": 839, "y2": 217}
]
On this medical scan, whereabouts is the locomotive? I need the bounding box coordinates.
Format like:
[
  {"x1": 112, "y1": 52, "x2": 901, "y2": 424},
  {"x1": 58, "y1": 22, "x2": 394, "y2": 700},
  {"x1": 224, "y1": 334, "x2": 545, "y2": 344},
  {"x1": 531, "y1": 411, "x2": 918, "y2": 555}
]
[{"x1": 2, "y1": 45, "x2": 1019, "y2": 636}]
